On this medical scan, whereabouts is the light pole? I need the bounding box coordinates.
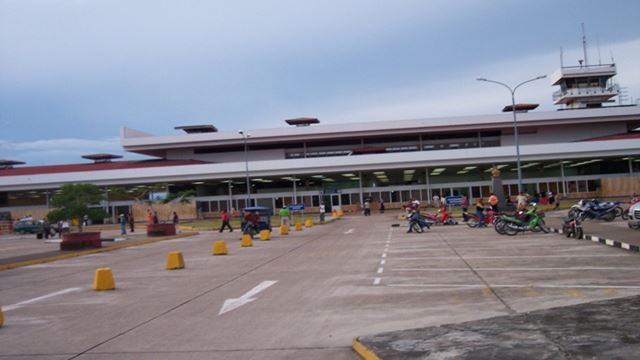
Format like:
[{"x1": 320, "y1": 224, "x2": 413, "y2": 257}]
[
  {"x1": 477, "y1": 75, "x2": 546, "y2": 193},
  {"x1": 238, "y1": 130, "x2": 252, "y2": 206}
]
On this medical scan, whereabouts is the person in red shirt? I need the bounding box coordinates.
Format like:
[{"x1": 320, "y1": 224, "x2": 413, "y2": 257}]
[{"x1": 219, "y1": 210, "x2": 233, "y2": 232}]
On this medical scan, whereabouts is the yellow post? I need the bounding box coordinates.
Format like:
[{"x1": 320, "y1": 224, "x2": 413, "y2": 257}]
[
  {"x1": 304, "y1": 219, "x2": 314, "y2": 228},
  {"x1": 295, "y1": 222, "x2": 303, "y2": 231},
  {"x1": 92, "y1": 267, "x2": 116, "y2": 291},
  {"x1": 212, "y1": 240, "x2": 228, "y2": 255},
  {"x1": 280, "y1": 225, "x2": 289, "y2": 235},
  {"x1": 259, "y1": 229, "x2": 271, "y2": 241},
  {"x1": 166, "y1": 251, "x2": 185, "y2": 270},
  {"x1": 241, "y1": 234, "x2": 253, "y2": 247}
]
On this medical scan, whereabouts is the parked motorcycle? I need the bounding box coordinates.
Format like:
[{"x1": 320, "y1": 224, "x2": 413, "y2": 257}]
[
  {"x1": 498, "y1": 204, "x2": 549, "y2": 235},
  {"x1": 423, "y1": 208, "x2": 458, "y2": 225},
  {"x1": 621, "y1": 196, "x2": 640, "y2": 220},
  {"x1": 562, "y1": 212, "x2": 584, "y2": 239},
  {"x1": 465, "y1": 208, "x2": 496, "y2": 228},
  {"x1": 407, "y1": 211, "x2": 432, "y2": 233},
  {"x1": 568, "y1": 199, "x2": 622, "y2": 222}
]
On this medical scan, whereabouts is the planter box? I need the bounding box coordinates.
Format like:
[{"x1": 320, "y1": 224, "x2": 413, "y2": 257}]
[
  {"x1": 147, "y1": 223, "x2": 176, "y2": 237},
  {"x1": 60, "y1": 232, "x2": 102, "y2": 250}
]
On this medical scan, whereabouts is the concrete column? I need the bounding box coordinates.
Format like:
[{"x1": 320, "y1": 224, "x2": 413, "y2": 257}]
[
  {"x1": 358, "y1": 171, "x2": 364, "y2": 208},
  {"x1": 293, "y1": 179, "x2": 297, "y2": 204},
  {"x1": 629, "y1": 158, "x2": 634, "y2": 176},
  {"x1": 560, "y1": 163, "x2": 567, "y2": 196},
  {"x1": 227, "y1": 181, "x2": 233, "y2": 211},
  {"x1": 425, "y1": 167, "x2": 431, "y2": 202}
]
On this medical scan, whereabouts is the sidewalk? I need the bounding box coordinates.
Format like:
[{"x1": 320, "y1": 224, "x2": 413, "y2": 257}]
[
  {"x1": 0, "y1": 228, "x2": 196, "y2": 271},
  {"x1": 354, "y1": 295, "x2": 640, "y2": 359}
]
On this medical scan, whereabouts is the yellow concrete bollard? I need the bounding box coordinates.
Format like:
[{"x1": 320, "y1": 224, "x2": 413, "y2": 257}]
[
  {"x1": 0, "y1": 306, "x2": 4, "y2": 327},
  {"x1": 304, "y1": 219, "x2": 314, "y2": 228},
  {"x1": 93, "y1": 267, "x2": 116, "y2": 291},
  {"x1": 259, "y1": 229, "x2": 271, "y2": 241},
  {"x1": 337, "y1": 210, "x2": 344, "y2": 217},
  {"x1": 212, "y1": 240, "x2": 228, "y2": 255},
  {"x1": 241, "y1": 234, "x2": 253, "y2": 247},
  {"x1": 280, "y1": 225, "x2": 289, "y2": 235},
  {"x1": 295, "y1": 222, "x2": 303, "y2": 231},
  {"x1": 166, "y1": 251, "x2": 185, "y2": 270}
]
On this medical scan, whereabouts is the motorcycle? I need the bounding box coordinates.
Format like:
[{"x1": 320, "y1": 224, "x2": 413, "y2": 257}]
[
  {"x1": 562, "y1": 212, "x2": 584, "y2": 239},
  {"x1": 422, "y1": 208, "x2": 458, "y2": 225},
  {"x1": 498, "y1": 204, "x2": 549, "y2": 235},
  {"x1": 568, "y1": 199, "x2": 622, "y2": 222},
  {"x1": 621, "y1": 196, "x2": 640, "y2": 220},
  {"x1": 407, "y1": 212, "x2": 433, "y2": 233},
  {"x1": 465, "y1": 208, "x2": 496, "y2": 228}
]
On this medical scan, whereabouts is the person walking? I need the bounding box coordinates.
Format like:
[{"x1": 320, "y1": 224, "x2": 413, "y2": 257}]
[
  {"x1": 461, "y1": 195, "x2": 469, "y2": 222},
  {"x1": 119, "y1": 214, "x2": 127, "y2": 235},
  {"x1": 128, "y1": 213, "x2": 135, "y2": 232},
  {"x1": 319, "y1": 202, "x2": 326, "y2": 224},
  {"x1": 364, "y1": 199, "x2": 371, "y2": 216},
  {"x1": 379, "y1": 199, "x2": 385, "y2": 213},
  {"x1": 172, "y1": 211, "x2": 179, "y2": 225},
  {"x1": 516, "y1": 192, "x2": 528, "y2": 210},
  {"x1": 279, "y1": 205, "x2": 290, "y2": 226},
  {"x1": 475, "y1": 198, "x2": 486, "y2": 227},
  {"x1": 42, "y1": 219, "x2": 51, "y2": 239},
  {"x1": 219, "y1": 209, "x2": 233, "y2": 232}
]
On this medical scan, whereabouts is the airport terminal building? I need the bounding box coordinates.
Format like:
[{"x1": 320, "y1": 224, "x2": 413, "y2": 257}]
[{"x1": 1, "y1": 63, "x2": 640, "y2": 220}]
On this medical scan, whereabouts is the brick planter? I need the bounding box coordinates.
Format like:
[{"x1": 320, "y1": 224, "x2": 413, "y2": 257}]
[
  {"x1": 147, "y1": 223, "x2": 176, "y2": 237},
  {"x1": 61, "y1": 232, "x2": 102, "y2": 250}
]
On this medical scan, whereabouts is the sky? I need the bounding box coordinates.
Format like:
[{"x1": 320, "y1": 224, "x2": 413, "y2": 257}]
[{"x1": 1, "y1": 0, "x2": 639, "y2": 166}]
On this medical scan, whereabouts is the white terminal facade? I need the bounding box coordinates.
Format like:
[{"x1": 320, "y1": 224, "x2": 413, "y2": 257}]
[{"x1": 1, "y1": 61, "x2": 640, "y2": 217}]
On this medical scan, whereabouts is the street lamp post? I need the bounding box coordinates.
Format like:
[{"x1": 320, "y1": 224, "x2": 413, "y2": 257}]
[
  {"x1": 238, "y1": 130, "x2": 252, "y2": 207},
  {"x1": 477, "y1": 75, "x2": 546, "y2": 193}
]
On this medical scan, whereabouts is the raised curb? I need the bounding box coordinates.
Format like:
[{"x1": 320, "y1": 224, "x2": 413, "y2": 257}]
[
  {"x1": 352, "y1": 339, "x2": 380, "y2": 360},
  {"x1": 0, "y1": 232, "x2": 198, "y2": 272},
  {"x1": 549, "y1": 226, "x2": 639, "y2": 253}
]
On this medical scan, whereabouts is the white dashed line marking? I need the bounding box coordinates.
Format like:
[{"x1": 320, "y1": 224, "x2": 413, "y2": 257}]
[{"x1": 4, "y1": 287, "x2": 82, "y2": 312}]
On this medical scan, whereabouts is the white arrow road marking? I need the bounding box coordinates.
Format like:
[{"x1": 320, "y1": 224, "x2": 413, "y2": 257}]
[
  {"x1": 218, "y1": 281, "x2": 277, "y2": 315},
  {"x1": 344, "y1": 228, "x2": 355, "y2": 234},
  {"x1": 4, "y1": 287, "x2": 82, "y2": 312}
]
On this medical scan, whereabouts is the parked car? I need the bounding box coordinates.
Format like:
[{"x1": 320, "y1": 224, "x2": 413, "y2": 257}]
[
  {"x1": 628, "y1": 202, "x2": 640, "y2": 230},
  {"x1": 13, "y1": 220, "x2": 44, "y2": 234}
]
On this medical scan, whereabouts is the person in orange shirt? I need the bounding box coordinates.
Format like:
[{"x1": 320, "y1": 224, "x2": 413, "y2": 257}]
[{"x1": 488, "y1": 193, "x2": 499, "y2": 212}]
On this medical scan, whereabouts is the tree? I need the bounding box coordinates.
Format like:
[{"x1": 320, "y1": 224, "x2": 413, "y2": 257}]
[{"x1": 47, "y1": 184, "x2": 108, "y2": 231}]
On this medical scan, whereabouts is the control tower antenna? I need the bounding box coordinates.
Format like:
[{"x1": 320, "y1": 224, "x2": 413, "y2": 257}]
[
  {"x1": 581, "y1": 23, "x2": 589, "y2": 65},
  {"x1": 560, "y1": 47, "x2": 564, "y2": 67},
  {"x1": 596, "y1": 33, "x2": 602, "y2": 65}
]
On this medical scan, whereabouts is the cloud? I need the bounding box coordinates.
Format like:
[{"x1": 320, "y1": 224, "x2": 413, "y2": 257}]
[
  {"x1": 0, "y1": 137, "x2": 149, "y2": 166},
  {"x1": 323, "y1": 38, "x2": 640, "y2": 123}
]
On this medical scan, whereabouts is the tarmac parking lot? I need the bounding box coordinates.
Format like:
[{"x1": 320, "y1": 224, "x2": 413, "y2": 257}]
[{"x1": 1, "y1": 213, "x2": 640, "y2": 359}]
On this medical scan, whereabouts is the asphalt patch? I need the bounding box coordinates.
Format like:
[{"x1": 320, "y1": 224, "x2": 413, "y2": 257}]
[{"x1": 355, "y1": 295, "x2": 640, "y2": 359}]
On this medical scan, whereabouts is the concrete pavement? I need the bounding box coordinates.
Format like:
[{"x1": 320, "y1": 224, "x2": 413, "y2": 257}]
[{"x1": 1, "y1": 213, "x2": 640, "y2": 359}]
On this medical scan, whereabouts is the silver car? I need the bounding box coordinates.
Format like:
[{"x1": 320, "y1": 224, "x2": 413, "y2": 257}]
[{"x1": 629, "y1": 202, "x2": 640, "y2": 230}]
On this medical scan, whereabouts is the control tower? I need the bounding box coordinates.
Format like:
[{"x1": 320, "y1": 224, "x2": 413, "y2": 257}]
[{"x1": 551, "y1": 62, "x2": 619, "y2": 109}]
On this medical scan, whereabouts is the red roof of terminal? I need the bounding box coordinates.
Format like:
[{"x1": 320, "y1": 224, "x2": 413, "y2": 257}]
[
  {"x1": 0, "y1": 159, "x2": 210, "y2": 177},
  {"x1": 581, "y1": 132, "x2": 640, "y2": 142}
]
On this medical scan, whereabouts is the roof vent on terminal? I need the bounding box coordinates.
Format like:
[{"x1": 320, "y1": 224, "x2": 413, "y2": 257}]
[
  {"x1": 0, "y1": 160, "x2": 26, "y2": 169},
  {"x1": 285, "y1": 117, "x2": 320, "y2": 127},
  {"x1": 502, "y1": 103, "x2": 539, "y2": 113},
  {"x1": 81, "y1": 153, "x2": 123, "y2": 164},
  {"x1": 174, "y1": 124, "x2": 219, "y2": 134}
]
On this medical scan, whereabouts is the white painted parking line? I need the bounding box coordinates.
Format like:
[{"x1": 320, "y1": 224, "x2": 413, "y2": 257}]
[
  {"x1": 391, "y1": 267, "x2": 640, "y2": 272},
  {"x1": 373, "y1": 277, "x2": 381, "y2": 285},
  {"x1": 343, "y1": 228, "x2": 355, "y2": 234},
  {"x1": 377, "y1": 267, "x2": 384, "y2": 274},
  {"x1": 394, "y1": 254, "x2": 631, "y2": 260},
  {"x1": 382, "y1": 253, "x2": 387, "y2": 258},
  {"x1": 380, "y1": 259, "x2": 386, "y2": 265},
  {"x1": 388, "y1": 284, "x2": 640, "y2": 290},
  {"x1": 3, "y1": 287, "x2": 82, "y2": 312}
]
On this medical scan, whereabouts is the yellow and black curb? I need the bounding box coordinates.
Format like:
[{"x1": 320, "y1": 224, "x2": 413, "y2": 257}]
[
  {"x1": 0, "y1": 232, "x2": 198, "y2": 272},
  {"x1": 352, "y1": 339, "x2": 381, "y2": 360}
]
